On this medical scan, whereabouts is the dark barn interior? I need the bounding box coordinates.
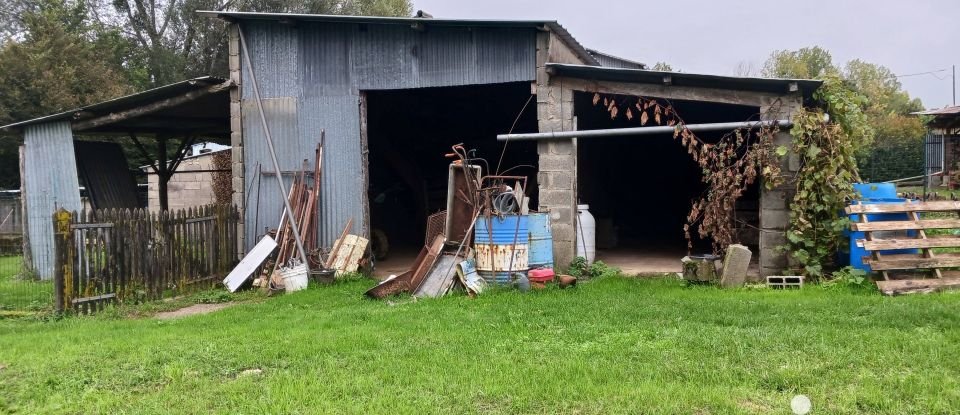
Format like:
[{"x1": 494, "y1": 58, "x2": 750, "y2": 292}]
[
  {"x1": 365, "y1": 82, "x2": 539, "y2": 267},
  {"x1": 574, "y1": 91, "x2": 761, "y2": 272}
]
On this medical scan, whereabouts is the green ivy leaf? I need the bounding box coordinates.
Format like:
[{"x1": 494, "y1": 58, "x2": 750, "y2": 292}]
[{"x1": 775, "y1": 146, "x2": 788, "y2": 157}]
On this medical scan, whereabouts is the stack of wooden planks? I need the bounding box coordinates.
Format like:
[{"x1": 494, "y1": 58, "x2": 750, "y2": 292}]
[
  {"x1": 275, "y1": 139, "x2": 323, "y2": 267},
  {"x1": 847, "y1": 200, "x2": 960, "y2": 295}
]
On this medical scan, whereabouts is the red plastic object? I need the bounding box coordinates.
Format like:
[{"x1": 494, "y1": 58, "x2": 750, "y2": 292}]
[{"x1": 527, "y1": 268, "x2": 555, "y2": 282}]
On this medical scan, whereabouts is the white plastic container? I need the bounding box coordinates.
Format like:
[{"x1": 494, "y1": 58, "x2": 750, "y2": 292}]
[
  {"x1": 279, "y1": 262, "x2": 309, "y2": 293},
  {"x1": 576, "y1": 204, "x2": 596, "y2": 265}
]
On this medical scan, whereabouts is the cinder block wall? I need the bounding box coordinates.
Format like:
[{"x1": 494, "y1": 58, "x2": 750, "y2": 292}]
[
  {"x1": 147, "y1": 155, "x2": 218, "y2": 212},
  {"x1": 758, "y1": 101, "x2": 802, "y2": 278},
  {"x1": 535, "y1": 31, "x2": 581, "y2": 270}
]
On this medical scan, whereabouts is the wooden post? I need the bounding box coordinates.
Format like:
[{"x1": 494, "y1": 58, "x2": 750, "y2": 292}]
[
  {"x1": 53, "y1": 209, "x2": 74, "y2": 313},
  {"x1": 157, "y1": 136, "x2": 169, "y2": 211},
  {"x1": 19, "y1": 145, "x2": 32, "y2": 273}
]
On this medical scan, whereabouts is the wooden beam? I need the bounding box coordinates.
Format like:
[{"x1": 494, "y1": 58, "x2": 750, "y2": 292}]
[
  {"x1": 851, "y1": 219, "x2": 960, "y2": 231},
  {"x1": 877, "y1": 277, "x2": 960, "y2": 296},
  {"x1": 72, "y1": 81, "x2": 233, "y2": 132},
  {"x1": 846, "y1": 201, "x2": 960, "y2": 214},
  {"x1": 559, "y1": 77, "x2": 782, "y2": 107},
  {"x1": 859, "y1": 236, "x2": 960, "y2": 251}
]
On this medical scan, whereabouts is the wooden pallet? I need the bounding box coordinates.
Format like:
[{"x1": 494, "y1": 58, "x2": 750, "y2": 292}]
[{"x1": 846, "y1": 200, "x2": 960, "y2": 295}]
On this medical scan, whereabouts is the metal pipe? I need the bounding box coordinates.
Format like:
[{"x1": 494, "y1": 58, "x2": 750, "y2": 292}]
[
  {"x1": 496, "y1": 119, "x2": 793, "y2": 141},
  {"x1": 238, "y1": 26, "x2": 309, "y2": 270}
]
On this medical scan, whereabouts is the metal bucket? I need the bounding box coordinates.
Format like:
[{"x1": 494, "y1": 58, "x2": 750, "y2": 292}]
[
  {"x1": 527, "y1": 212, "x2": 554, "y2": 270},
  {"x1": 474, "y1": 215, "x2": 529, "y2": 284}
]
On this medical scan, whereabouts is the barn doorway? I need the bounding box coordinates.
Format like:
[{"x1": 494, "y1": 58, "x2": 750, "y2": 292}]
[
  {"x1": 575, "y1": 91, "x2": 761, "y2": 274},
  {"x1": 365, "y1": 82, "x2": 539, "y2": 275}
]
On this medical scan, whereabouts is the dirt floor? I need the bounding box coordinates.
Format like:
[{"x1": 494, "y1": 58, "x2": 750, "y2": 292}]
[
  {"x1": 597, "y1": 248, "x2": 760, "y2": 277},
  {"x1": 154, "y1": 303, "x2": 234, "y2": 320}
]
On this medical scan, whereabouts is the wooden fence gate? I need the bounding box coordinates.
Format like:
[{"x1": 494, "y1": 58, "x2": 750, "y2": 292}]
[{"x1": 53, "y1": 205, "x2": 239, "y2": 313}]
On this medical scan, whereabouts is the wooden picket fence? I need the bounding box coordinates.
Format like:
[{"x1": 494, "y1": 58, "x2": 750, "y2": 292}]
[{"x1": 53, "y1": 205, "x2": 239, "y2": 313}]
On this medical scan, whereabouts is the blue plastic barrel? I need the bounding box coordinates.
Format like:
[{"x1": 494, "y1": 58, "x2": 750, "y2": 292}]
[
  {"x1": 474, "y1": 215, "x2": 529, "y2": 284},
  {"x1": 853, "y1": 183, "x2": 897, "y2": 200},
  {"x1": 848, "y1": 197, "x2": 918, "y2": 271},
  {"x1": 527, "y1": 213, "x2": 554, "y2": 270}
]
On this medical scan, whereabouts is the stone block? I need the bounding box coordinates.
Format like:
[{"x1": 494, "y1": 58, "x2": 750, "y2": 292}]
[{"x1": 720, "y1": 244, "x2": 752, "y2": 288}]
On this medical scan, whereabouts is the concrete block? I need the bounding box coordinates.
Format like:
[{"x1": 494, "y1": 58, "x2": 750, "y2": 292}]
[
  {"x1": 551, "y1": 224, "x2": 575, "y2": 244},
  {"x1": 720, "y1": 244, "x2": 752, "y2": 288},
  {"x1": 547, "y1": 206, "x2": 573, "y2": 225},
  {"x1": 766, "y1": 275, "x2": 804, "y2": 289},
  {"x1": 760, "y1": 208, "x2": 789, "y2": 231},
  {"x1": 539, "y1": 189, "x2": 571, "y2": 206},
  {"x1": 230, "y1": 116, "x2": 242, "y2": 132},
  {"x1": 549, "y1": 140, "x2": 574, "y2": 155},
  {"x1": 547, "y1": 171, "x2": 573, "y2": 190},
  {"x1": 760, "y1": 188, "x2": 790, "y2": 211},
  {"x1": 539, "y1": 155, "x2": 574, "y2": 172}
]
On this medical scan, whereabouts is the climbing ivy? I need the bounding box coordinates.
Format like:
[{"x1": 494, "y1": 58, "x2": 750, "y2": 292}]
[
  {"x1": 784, "y1": 75, "x2": 871, "y2": 278},
  {"x1": 592, "y1": 94, "x2": 782, "y2": 253}
]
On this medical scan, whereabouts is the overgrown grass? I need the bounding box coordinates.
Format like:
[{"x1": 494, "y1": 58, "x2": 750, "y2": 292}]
[
  {"x1": 0, "y1": 256, "x2": 53, "y2": 313},
  {"x1": 1, "y1": 276, "x2": 959, "y2": 414}
]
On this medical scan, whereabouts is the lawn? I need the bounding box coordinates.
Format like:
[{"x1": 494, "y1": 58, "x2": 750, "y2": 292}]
[
  {"x1": 1, "y1": 276, "x2": 959, "y2": 414},
  {"x1": 0, "y1": 256, "x2": 53, "y2": 312}
]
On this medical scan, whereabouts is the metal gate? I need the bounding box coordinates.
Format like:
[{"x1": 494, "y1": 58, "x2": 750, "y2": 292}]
[{"x1": 924, "y1": 133, "x2": 945, "y2": 191}]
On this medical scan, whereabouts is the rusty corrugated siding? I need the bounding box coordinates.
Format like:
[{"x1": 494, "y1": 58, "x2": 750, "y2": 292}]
[
  {"x1": 23, "y1": 121, "x2": 83, "y2": 279},
  {"x1": 240, "y1": 20, "x2": 536, "y2": 249}
]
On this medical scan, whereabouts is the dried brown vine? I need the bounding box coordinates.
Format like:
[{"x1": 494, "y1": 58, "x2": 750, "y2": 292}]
[{"x1": 592, "y1": 93, "x2": 783, "y2": 254}]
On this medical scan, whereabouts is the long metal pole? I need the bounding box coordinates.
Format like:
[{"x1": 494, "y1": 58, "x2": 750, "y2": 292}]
[
  {"x1": 497, "y1": 119, "x2": 793, "y2": 141},
  {"x1": 238, "y1": 26, "x2": 309, "y2": 269}
]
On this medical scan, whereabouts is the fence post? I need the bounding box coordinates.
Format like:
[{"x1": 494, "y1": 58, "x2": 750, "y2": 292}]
[{"x1": 53, "y1": 208, "x2": 74, "y2": 313}]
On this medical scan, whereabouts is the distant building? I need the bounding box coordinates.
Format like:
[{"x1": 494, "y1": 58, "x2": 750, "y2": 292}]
[{"x1": 144, "y1": 142, "x2": 231, "y2": 212}]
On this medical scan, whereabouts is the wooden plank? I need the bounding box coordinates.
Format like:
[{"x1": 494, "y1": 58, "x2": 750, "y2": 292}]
[
  {"x1": 859, "y1": 237, "x2": 960, "y2": 251},
  {"x1": 846, "y1": 201, "x2": 960, "y2": 214},
  {"x1": 866, "y1": 254, "x2": 960, "y2": 270},
  {"x1": 851, "y1": 219, "x2": 960, "y2": 232},
  {"x1": 877, "y1": 277, "x2": 960, "y2": 295}
]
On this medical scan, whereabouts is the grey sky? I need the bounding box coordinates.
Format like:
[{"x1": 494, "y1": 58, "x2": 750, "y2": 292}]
[{"x1": 413, "y1": 0, "x2": 959, "y2": 109}]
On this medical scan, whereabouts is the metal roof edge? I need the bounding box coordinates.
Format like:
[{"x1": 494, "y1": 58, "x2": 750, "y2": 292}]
[
  {"x1": 545, "y1": 63, "x2": 822, "y2": 94},
  {"x1": 585, "y1": 48, "x2": 647, "y2": 69},
  {"x1": 0, "y1": 76, "x2": 228, "y2": 132}
]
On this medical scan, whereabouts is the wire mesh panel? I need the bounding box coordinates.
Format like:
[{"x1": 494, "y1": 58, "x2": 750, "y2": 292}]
[
  {"x1": 0, "y1": 225, "x2": 53, "y2": 315},
  {"x1": 425, "y1": 210, "x2": 447, "y2": 247}
]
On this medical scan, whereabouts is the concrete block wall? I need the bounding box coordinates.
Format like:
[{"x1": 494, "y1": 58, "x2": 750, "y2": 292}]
[
  {"x1": 758, "y1": 100, "x2": 802, "y2": 278},
  {"x1": 146, "y1": 155, "x2": 219, "y2": 212},
  {"x1": 228, "y1": 24, "x2": 244, "y2": 254},
  {"x1": 535, "y1": 31, "x2": 581, "y2": 270}
]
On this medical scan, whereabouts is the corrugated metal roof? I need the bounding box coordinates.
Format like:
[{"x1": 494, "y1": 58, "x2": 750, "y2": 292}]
[
  {"x1": 197, "y1": 11, "x2": 599, "y2": 66},
  {"x1": 586, "y1": 48, "x2": 646, "y2": 69},
  {"x1": 914, "y1": 106, "x2": 960, "y2": 116},
  {"x1": 545, "y1": 63, "x2": 822, "y2": 96},
  {"x1": 0, "y1": 76, "x2": 228, "y2": 131}
]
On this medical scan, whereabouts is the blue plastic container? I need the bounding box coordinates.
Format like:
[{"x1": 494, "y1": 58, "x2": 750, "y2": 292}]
[
  {"x1": 527, "y1": 213, "x2": 554, "y2": 270},
  {"x1": 853, "y1": 183, "x2": 897, "y2": 200},
  {"x1": 848, "y1": 197, "x2": 918, "y2": 271},
  {"x1": 474, "y1": 215, "x2": 529, "y2": 284}
]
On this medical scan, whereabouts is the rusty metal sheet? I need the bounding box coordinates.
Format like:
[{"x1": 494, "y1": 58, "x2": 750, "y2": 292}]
[{"x1": 74, "y1": 141, "x2": 139, "y2": 210}]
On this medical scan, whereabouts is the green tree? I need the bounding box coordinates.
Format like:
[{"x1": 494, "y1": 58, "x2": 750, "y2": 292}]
[
  {"x1": 87, "y1": 0, "x2": 413, "y2": 87},
  {"x1": 652, "y1": 62, "x2": 675, "y2": 72},
  {"x1": 0, "y1": 0, "x2": 132, "y2": 189},
  {"x1": 761, "y1": 46, "x2": 836, "y2": 79}
]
